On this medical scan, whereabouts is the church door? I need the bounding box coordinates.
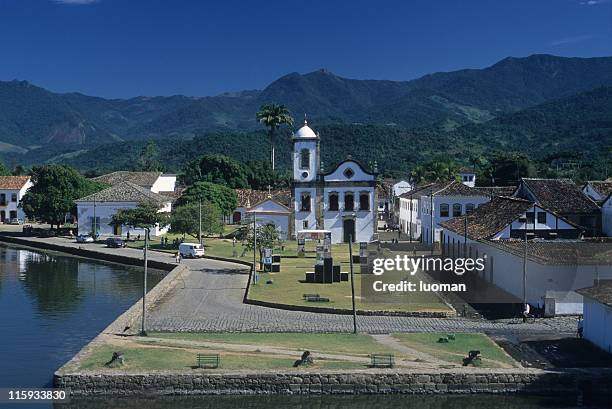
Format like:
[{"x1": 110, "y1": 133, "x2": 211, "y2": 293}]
[{"x1": 343, "y1": 219, "x2": 355, "y2": 243}]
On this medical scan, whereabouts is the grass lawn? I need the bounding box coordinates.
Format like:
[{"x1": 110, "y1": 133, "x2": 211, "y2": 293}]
[
  {"x1": 152, "y1": 332, "x2": 399, "y2": 356},
  {"x1": 78, "y1": 343, "x2": 364, "y2": 371},
  {"x1": 392, "y1": 333, "x2": 517, "y2": 368}
]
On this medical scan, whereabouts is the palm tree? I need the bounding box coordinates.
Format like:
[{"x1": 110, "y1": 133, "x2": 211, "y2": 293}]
[{"x1": 256, "y1": 103, "x2": 294, "y2": 171}]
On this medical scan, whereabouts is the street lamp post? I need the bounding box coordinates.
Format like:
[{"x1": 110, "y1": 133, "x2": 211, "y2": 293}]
[
  {"x1": 141, "y1": 227, "x2": 149, "y2": 336},
  {"x1": 252, "y1": 212, "x2": 257, "y2": 283},
  {"x1": 348, "y1": 235, "x2": 357, "y2": 334},
  {"x1": 198, "y1": 200, "x2": 202, "y2": 246}
]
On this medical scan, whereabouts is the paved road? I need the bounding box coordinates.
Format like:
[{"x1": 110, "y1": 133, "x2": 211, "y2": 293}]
[{"x1": 0, "y1": 234, "x2": 578, "y2": 335}]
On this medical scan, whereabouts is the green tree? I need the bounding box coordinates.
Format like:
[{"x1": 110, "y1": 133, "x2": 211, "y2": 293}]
[
  {"x1": 169, "y1": 202, "x2": 223, "y2": 239},
  {"x1": 0, "y1": 161, "x2": 10, "y2": 176},
  {"x1": 21, "y1": 165, "x2": 106, "y2": 229},
  {"x1": 181, "y1": 154, "x2": 249, "y2": 188},
  {"x1": 110, "y1": 202, "x2": 169, "y2": 231},
  {"x1": 177, "y1": 181, "x2": 238, "y2": 219},
  {"x1": 485, "y1": 152, "x2": 537, "y2": 186},
  {"x1": 135, "y1": 141, "x2": 162, "y2": 172},
  {"x1": 242, "y1": 223, "x2": 282, "y2": 264},
  {"x1": 255, "y1": 103, "x2": 294, "y2": 171}
]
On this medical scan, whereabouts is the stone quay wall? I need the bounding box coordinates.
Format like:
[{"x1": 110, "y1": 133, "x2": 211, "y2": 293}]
[{"x1": 54, "y1": 368, "x2": 612, "y2": 396}]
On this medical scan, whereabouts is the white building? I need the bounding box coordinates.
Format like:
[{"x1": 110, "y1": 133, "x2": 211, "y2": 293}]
[
  {"x1": 397, "y1": 183, "x2": 435, "y2": 240},
  {"x1": 76, "y1": 181, "x2": 172, "y2": 237},
  {"x1": 232, "y1": 189, "x2": 291, "y2": 225},
  {"x1": 458, "y1": 169, "x2": 477, "y2": 188},
  {"x1": 418, "y1": 181, "x2": 491, "y2": 244},
  {"x1": 247, "y1": 197, "x2": 292, "y2": 240},
  {"x1": 439, "y1": 196, "x2": 612, "y2": 316},
  {"x1": 392, "y1": 180, "x2": 414, "y2": 197},
  {"x1": 291, "y1": 120, "x2": 377, "y2": 243},
  {"x1": 577, "y1": 281, "x2": 612, "y2": 354},
  {"x1": 92, "y1": 171, "x2": 176, "y2": 194},
  {"x1": 582, "y1": 179, "x2": 612, "y2": 203},
  {"x1": 0, "y1": 176, "x2": 33, "y2": 223}
]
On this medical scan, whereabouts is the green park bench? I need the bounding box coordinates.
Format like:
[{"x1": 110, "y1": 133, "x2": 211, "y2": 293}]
[
  {"x1": 302, "y1": 293, "x2": 320, "y2": 299},
  {"x1": 370, "y1": 353, "x2": 395, "y2": 368},
  {"x1": 305, "y1": 296, "x2": 330, "y2": 303},
  {"x1": 196, "y1": 353, "x2": 220, "y2": 369}
]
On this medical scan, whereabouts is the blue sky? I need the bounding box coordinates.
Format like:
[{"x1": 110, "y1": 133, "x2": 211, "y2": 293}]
[{"x1": 1, "y1": 0, "x2": 611, "y2": 98}]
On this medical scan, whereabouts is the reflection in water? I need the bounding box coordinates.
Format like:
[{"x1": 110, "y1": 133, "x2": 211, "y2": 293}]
[
  {"x1": 60, "y1": 394, "x2": 596, "y2": 409},
  {"x1": 0, "y1": 244, "x2": 164, "y2": 392}
]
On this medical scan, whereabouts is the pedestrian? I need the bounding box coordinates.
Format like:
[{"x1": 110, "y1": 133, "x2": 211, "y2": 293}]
[
  {"x1": 522, "y1": 303, "x2": 531, "y2": 323},
  {"x1": 126, "y1": 231, "x2": 130, "y2": 241},
  {"x1": 577, "y1": 315, "x2": 584, "y2": 339},
  {"x1": 164, "y1": 237, "x2": 168, "y2": 247},
  {"x1": 175, "y1": 251, "x2": 181, "y2": 264},
  {"x1": 137, "y1": 234, "x2": 141, "y2": 241}
]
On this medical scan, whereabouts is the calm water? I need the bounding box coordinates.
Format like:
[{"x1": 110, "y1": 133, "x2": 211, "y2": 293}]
[
  {"x1": 0, "y1": 244, "x2": 607, "y2": 409},
  {"x1": 0, "y1": 244, "x2": 163, "y2": 389}
]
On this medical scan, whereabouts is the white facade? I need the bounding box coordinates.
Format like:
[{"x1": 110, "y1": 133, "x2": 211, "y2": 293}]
[
  {"x1": 458, "y1": 171, "x2": 476, "y2": 188},
  {"x1": 398, "y1": 195, "x2": 421, "y2": 240},
  {"x1": 247, "y1": 199, "x2": 291, "y2": 240},
  {"x1": 582, "y1": 295, "x2": 612, "y2": 354},
  {"x1": 0, "y1": 177, "x2": 33, "y2": 223},
  {"x1": 421, "y1": 194, "x2": 490, "y2": 244},
  {"x1": 77, "y1": 201, "x2": 171, "y2": 237},
  {"x1": 392, "y1": 180, "x2": 414, "y2": 197},
  {"x1": 442, "y1": 230, "x2": 612, "y2": 315},
  {"x1": 291, "y1": 121, "x2": 376, "y2": 244},
  {"x1": 151, "y1": 174, "x2": 177, "y2": 193}
]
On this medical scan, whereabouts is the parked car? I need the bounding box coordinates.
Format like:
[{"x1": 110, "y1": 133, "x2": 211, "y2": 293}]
[
  {"x1": 76, "y1": 234, "x2": 95, "y2": 243},
  {"x1": 105, "y1": 237, "x2": 127, "y2": 248},
  {"x1": 178, "y1": 243, "x2": 205, "y2": 258},
  {"x1": 8, "y1": 218, "x2": 24, "y2": 225}
]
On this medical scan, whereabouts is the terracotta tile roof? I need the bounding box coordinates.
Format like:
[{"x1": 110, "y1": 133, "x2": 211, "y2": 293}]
[
  {"x1": 398, "y1": 183, "x2": 436, "y2": 199},
  {"x1": 75, "y1": 181, "x2": 171, "y2": 205},
  {"x1": 486, "y1": 239, "x2": 612, "y2": 265},
  {"x1": 235, "y1": 189, "x2": 291, "y2": 208},
  {"x1": 419, "y1": 180, "x2": 491, "y2": 197},
  {"x1": 474, "y1": 186, "x2": 517, "y2": 197},
  {"x1": 519, "y1": 178, "x2": 600, "y2": 214},
  {"x1": 440, "y1": 196, "x2": 534, "y2": 240},
  {"x1": 586, "y1": 180, "x2": 612, "y2": 199},
  {"x1": 577, "y1": 281, "x2": 612, "y2": 308},
  {"x1": 92, "y1": 171, "x2": 162, "y2": 187},
  {"x1": 0, "y1": 176, "x2": 30, "y2": 190}
]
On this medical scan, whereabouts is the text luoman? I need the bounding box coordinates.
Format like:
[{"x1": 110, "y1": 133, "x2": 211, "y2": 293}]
[{"x1": 372, "y1": 280, "x2": 466, "y2": 292}]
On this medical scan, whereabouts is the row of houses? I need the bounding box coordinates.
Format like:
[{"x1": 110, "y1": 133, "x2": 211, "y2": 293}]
[{"x1": 394, "y1": 173, "x2": 612, "y2": 317}]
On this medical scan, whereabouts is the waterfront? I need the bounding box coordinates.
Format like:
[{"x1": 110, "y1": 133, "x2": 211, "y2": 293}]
[{"x1": 0, "y1": 244, "x2": 164, "y2": 389}]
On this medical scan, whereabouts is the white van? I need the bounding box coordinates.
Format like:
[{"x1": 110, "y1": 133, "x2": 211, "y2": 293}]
[{"x1": 178, "y1": 243, "x2": 205, "y2": 258}]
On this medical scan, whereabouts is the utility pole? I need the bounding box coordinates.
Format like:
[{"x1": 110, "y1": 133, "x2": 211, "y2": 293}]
[
  {"x1": 92, "y1": 197, "x2": 97, "y2": 239},
  {"x1": 522, "y1": 209, "x2": 529, "y2": 307},
  {"x1": 141, "y1": 227, "x2": 149, "y2": 336},
  {"x1": 348, "y1": 235, "x2": 357, "y2": 334},
  {"x1": 198, "y1": 199, "x2": 202, "y2": 246},
  {"x1": 464, "y1": 214, "x2": 468, "y2": 258}
]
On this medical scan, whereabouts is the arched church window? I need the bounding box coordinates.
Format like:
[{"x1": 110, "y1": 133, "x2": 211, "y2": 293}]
[
  {"x1": 328, "y1": 192, "x2": 339, "y2": 211},
  {"x1": 344, "y1": 192, "x2": 354, "y2": 211},
  {"x1": 452, "y1": 203, "x2": 462, "y2": 217},
  {"x1": 300, "y1": 149, "x2": 310, "y2": 169},
  {"x1": 439, "y1": 203, "x2": 449, "y2": 217},
  {"x1": 359, "y1": 192, "x2": 370, "y2": 211},
  {"x1": 300, "y1": 193, "x2": 311, "y2": 212}
]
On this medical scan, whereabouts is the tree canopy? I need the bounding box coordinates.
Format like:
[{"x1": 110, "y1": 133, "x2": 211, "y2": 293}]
[
  {"x1": 180, "y1": 154, "x2": 250, "y2": 188},
  {"x1": 21, "y1": 164, "x2": 107, "y2": 228},
  {"x1": 110, "y1": 202, "x2": 169, "y2": 230},
  {"x1": 177, "y1": 181, "x2": 238, "y2": 218},
  {"x1": 256, "y1": 103, "x2": 294, "y2": 170},
  {"x1": 169, "y1": 202, "x2": 223, "y2": 239}
]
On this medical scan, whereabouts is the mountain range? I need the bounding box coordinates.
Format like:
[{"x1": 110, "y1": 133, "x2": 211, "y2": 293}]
[{"x1": 1, "y1": 54, "x2": 611, "y2": 173}]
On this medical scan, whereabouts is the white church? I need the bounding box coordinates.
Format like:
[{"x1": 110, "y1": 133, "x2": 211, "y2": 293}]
[{"x1": 291, "y1": 120, "x2": 377, "y2": 243}]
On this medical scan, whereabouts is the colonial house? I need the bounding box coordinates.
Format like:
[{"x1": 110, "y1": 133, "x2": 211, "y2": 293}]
[
  {"x1": 458, "y1": 168, "x2": 477, "y2": 188},
  {"x1": 577, "y1": 281, "x2": 612, "y2": 354},
  {"x1": 93, "y1": 171, "x2": 177, "y2": 194},
  {"x1": 75, "y1": 181, "x2": 172, "y2": 237},
  {"x1": 397, "y1": 183, "x2": 435, "y2": 240},
  {"x1": 582, "y1": 179, "x2": 612, "y2": 204},
  {"x1": 0, "y1": 176, "x2": 33, "y2": 223},
  {"x1": 392, "y1": 180, "x2": 414, "y2": 197},
  {"x1": 417, "y1": 181, "x2": 491, "y2": 244},
  {"x1": 246, "y1": 196, "x2": 293, "y2": 240},
  {"x1": 232, "y1": 189, "x2": 291, "y2": 225},
  {"x1": 513, "y1": 178, "x2": 601, "y2": 237},
  {"x1": 439, "y1": 196, "x2": 612, "y2": 316},
  {"x1": 291, "y1": 120, "x2": 377, "y2": 243}
]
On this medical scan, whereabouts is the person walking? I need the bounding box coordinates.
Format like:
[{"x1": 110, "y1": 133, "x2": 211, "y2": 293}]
[{"x1": 175, "y1": 251, "x2": 181, "y2": 264}]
